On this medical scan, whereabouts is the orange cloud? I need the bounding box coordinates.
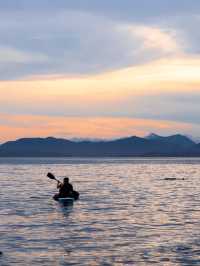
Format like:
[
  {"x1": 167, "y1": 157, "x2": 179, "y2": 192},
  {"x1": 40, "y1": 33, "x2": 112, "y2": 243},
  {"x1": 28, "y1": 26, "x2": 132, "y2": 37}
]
[
  {"x1": 1, "y1": 55, "x2": 200, "y2": 99},
  {"x1": 0, "y1": 113, "x2": 197, "y2": 143},
  {"x1": 0, "y1": 55, "x2": 200, "y2": 141},
  {"x1": 0, "y1": 55, "x2": 199, "y2": 120}
]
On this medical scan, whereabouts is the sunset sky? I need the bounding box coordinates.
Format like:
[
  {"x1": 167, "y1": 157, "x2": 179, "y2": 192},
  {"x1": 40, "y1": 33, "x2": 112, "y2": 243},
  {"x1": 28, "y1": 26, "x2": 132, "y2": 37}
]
[{"x1": 1, "y1": 1, "x2": 200, "y2": 142}]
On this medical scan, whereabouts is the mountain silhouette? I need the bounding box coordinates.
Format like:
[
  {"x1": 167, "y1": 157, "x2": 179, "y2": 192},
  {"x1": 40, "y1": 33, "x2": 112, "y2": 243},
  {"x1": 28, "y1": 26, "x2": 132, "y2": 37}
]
[
  {"x1": 0, "y1": 134, "x2": 198, "y2": 157},
  {"x1": 145, "y1": 133, "x2": 163, "y2": 140}
]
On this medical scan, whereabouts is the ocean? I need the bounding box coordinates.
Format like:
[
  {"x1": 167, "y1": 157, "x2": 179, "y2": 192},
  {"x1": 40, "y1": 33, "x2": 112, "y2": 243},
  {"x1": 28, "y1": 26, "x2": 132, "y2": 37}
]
[{"x1": 0, "y1": 157, "x2": 200, "y2": 265}]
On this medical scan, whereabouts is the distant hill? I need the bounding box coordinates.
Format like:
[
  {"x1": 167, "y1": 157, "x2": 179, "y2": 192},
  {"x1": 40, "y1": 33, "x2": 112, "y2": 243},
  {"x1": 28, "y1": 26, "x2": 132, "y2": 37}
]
[
  {"x1": 0, "y1": 134, "x2": 199, "y2": 157},
  {"x1": 145, "y1": 133, "x2": 163, "y2": 140}
]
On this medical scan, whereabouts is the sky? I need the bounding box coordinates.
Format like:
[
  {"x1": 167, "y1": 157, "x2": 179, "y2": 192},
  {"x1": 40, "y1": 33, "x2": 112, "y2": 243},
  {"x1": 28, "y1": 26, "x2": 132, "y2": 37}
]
[{"x1": 0, "y1": 0, "x2": 200, "y2": 142}]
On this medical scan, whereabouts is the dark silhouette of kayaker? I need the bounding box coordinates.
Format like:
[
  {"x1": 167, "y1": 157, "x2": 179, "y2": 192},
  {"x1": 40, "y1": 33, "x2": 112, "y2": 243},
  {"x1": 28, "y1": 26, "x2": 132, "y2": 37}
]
[
  {"x1": 47, "y1": 171, "x2": 80, "y2": 201},
  {"x1": 53, "y1": 177, "x2": 79, "y2": 201},
  {"x1": 57, "y1": 177, "x2": 73, "y2": 197},
  {"x1": 47, "y1": 172, "x2": 79, "y2": 201}
]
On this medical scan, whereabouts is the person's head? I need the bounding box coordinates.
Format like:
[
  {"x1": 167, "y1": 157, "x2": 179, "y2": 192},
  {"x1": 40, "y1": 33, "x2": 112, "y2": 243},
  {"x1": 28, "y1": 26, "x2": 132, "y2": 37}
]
[{"x1": 63, "y1": 177, "x2": 69, "y2": 184}]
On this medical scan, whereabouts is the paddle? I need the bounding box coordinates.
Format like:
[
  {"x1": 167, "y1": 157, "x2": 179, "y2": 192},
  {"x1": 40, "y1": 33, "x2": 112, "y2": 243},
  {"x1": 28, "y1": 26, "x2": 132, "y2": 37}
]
[{"x1": 47, "y1": 172, "x2": 60, "y2": 183}]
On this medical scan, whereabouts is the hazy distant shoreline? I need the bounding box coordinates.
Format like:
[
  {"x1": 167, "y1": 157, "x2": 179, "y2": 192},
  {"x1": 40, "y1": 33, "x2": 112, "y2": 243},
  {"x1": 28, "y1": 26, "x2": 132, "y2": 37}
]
[{"x1": 0, "y1": 134, "x2": 200, "y2": 157}]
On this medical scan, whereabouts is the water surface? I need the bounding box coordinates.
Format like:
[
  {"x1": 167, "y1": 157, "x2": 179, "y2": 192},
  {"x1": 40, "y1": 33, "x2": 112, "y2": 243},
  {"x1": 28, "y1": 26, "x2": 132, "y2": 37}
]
[{"x1": 0, "y1": 158, "x2": 200, "y2": 265}]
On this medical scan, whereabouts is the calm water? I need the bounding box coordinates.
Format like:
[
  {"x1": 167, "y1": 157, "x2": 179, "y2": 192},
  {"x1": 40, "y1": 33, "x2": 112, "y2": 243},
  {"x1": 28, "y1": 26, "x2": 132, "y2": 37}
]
[{"x1": 0, "y1": 158, "x2": 200, "y2": 265}]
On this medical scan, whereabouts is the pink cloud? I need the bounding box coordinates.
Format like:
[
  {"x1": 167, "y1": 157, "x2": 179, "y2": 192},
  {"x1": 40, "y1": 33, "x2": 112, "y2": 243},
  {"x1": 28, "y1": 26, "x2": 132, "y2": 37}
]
[{"x1": 0, "y1": 113, "x2": 196, "y2": 143}]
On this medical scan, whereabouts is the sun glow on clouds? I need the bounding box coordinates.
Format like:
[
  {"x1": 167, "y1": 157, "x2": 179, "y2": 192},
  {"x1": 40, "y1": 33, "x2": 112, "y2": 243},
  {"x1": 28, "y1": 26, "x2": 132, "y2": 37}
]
[
  {"x1": 0, "y1": 20, "x2": 200, "y2": 140},
  {"x1": 0, "y1": 54, "x2": 200, "y2": 141},
  {"x1": 0, "y1": 114, "x2": 196, "y2": 143},
  {"x1": 123, "y1": 25, "x2": 181, "y2": 55},
  {"x1": 0, "y1": 2, "x2": 200, "y2": 141},
  {"x1": 1, "y1": 55, "x2": 199, "y2": 97}
]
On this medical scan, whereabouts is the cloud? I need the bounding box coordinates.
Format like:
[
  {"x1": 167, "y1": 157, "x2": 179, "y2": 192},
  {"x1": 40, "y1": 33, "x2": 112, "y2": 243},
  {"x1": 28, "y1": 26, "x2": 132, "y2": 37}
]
[
  {"x1": 0, "y1": 1, "x2": 199, "y2": 79},
  {"x1": 127, "y1": 26, "x2": 180, "y2": 54},
  {"x1": 0, "y1": 46, "x2": 49, "y2": 64},
  {"x1": 0, "y1": 113, "x2": 199, "y2": 143},
  {"x1": 162, "y1": 15, "x2": 200, "y2": 55},
  {"x1": 116, "y1": 24, "x2": 182, "y2": 65},
  {"x1": 1, "y1": 1, "x2": 199, "y2": 22},
  {"x1": 0, "y1": 55, "x2": 200, "y2": 128},
  {"x1": 0, "y1": 1, "x2": 200, "y2": 140},
  {"x1": 0, "y1": 7, "x2": 184, "y2": 79}
]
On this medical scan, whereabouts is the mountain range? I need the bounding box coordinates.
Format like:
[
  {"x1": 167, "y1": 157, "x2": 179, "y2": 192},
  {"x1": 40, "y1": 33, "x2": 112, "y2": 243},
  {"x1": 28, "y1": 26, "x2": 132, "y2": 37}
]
[{"x1": 0, "y1": 133, "x2": 200, "y2": 157}]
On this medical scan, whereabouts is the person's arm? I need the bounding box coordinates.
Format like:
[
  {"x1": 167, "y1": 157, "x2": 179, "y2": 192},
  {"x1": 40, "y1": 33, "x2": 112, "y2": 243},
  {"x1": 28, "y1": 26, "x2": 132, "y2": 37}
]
[{"x1": 57, "y1": 181, "x2": 62, "y2": 189}]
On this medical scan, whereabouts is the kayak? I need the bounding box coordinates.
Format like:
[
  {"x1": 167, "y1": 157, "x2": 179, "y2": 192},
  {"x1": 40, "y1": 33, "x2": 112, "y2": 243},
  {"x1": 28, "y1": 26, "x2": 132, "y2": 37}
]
[
  {"x1": 53, "y1": 190, "x2": 80, "y2": 201},
  {"x1": 58, "y1": 197, "x2": 74, "y2": 204}
]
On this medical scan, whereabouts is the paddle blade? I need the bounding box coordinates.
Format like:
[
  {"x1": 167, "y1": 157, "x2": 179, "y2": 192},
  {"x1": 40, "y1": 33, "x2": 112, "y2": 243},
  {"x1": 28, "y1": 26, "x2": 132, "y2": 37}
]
[{"x1": 47, "y1": 172, "x2": 56, "y2": 180}]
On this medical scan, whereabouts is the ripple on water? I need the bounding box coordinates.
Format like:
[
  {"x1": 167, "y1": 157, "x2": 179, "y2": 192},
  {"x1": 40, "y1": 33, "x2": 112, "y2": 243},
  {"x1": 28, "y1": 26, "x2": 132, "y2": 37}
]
[{"x1": 0, "y1": 158, "x2": 200, "y2": 265}]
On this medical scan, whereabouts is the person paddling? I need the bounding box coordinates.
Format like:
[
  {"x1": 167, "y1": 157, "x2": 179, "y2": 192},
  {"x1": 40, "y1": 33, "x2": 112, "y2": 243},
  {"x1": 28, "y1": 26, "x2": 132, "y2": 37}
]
[
  {"x1": 57, "y1": 177, "x2": 74, "y2": 198},
  {"x1": 47, "y1": 172, "x2": 79, "y2": 201}
]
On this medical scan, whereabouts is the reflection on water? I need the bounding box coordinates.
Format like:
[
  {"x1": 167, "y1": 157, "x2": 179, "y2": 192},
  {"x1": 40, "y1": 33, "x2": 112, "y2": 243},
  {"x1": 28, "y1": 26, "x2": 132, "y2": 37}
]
[{"x1": 0, "y1": 158, "x2": 200, "y2": 265}]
